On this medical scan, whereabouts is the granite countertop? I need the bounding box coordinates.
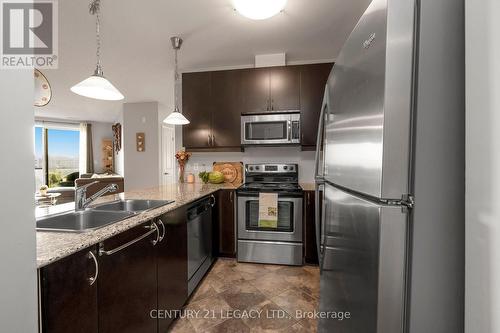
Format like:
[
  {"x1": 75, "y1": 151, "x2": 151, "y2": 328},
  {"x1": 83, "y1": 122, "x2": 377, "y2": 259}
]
[
  {"x1": 300, "y1": 182, "x2": 316, "y2": 191},
  {"x1": 37, "y1": 183, "x2": 236, "y2": 268}
]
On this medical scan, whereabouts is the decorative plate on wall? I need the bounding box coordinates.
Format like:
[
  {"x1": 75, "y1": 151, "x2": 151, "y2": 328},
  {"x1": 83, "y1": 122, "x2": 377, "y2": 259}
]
[{"x1": 34, "y1": 69, "x2": 52, "y2": 107}]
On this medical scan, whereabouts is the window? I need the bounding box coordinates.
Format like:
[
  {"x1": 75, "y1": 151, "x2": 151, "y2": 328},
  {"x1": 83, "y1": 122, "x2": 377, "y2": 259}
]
[{"x1": 34, "y1": 123, "x2": 80, "y2": 189}]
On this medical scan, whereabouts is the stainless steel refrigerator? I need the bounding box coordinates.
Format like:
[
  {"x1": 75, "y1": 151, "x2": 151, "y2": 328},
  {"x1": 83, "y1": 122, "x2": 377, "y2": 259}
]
[{"x1": 314, "y1": 0, "x2": 465, "y2": 332}]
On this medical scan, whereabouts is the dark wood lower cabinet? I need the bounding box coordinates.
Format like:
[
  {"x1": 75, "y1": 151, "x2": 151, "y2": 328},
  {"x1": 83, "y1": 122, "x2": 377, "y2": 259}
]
[
  {"x1": 39, "y1": 247, "x2": 98, "y2": 333},
  {"x1": 39, "y1": 192, "x2": 236, "y2": 333},
  {"x1": 304, "y1": 190, "x2": 319, "y2": 264},
  {"x1": 156, "y1": 207, "x2": 188, "y2": 332},
  {"x1": 214, "y1": 189, "x2": 236, "y2": 257},
  {"x1": 98, "y1": 221, "x2": 158, "y2": 333}
]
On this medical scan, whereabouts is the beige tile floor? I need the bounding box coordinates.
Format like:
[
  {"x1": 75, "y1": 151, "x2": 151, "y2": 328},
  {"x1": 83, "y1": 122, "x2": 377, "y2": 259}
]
[{"x1": 169, "y1": 258, "x2": 320, "y2": 333}]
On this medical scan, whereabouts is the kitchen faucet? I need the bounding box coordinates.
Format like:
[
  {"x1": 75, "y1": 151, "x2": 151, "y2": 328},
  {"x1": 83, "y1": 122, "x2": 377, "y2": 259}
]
[{"x1": 75, "y1": 181, "x2": 118, "y2": 211}]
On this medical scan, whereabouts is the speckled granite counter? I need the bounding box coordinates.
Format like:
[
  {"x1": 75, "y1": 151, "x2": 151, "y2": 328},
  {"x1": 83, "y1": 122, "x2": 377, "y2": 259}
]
[
  {"x1": 300, "y1": 182, "x2": 316, "y2": 191},
  {"x1": 37, "y1": 183, "x2": 236, "y2": 268}
]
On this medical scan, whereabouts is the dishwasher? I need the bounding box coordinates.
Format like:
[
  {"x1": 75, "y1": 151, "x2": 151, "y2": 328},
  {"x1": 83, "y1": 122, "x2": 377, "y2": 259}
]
[{"x1": 187, "y1": 195, "x2": 215, "y2": 296}]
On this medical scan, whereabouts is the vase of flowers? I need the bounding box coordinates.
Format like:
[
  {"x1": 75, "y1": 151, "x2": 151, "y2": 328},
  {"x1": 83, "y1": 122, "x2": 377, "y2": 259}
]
[{"x1": 175, "y1": 149, "x2": 192, "y2": 183}]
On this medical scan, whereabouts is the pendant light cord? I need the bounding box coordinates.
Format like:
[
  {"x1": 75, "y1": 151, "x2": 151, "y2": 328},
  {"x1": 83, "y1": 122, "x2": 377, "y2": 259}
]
[
  {"x1": 174, "y1": 47, "x2": 179, "y2": 111},
  {"x1": 89, "y1": 0, "x2": 102, "y2": 75}
]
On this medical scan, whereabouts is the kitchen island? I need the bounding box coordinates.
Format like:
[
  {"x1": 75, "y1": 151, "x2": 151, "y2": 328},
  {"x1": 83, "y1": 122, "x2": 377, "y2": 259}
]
[{"x1": 36, "y1": 182, "x2": 236, "y2": 268}]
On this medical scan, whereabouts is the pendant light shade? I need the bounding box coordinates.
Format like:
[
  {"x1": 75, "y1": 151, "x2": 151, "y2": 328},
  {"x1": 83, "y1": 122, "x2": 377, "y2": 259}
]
[
  {"x1": 163, "y1": 107, "x2": 190, "y2": 125},
  {"x1": 71, "y1": 72, "x2": 124, "y2": 101},
  {"x1": 163, "y1": 36, "x2": 190, "y2": 125},
  {"x1": 71, "y1": 0, "x2": 124, "y2": 101}
]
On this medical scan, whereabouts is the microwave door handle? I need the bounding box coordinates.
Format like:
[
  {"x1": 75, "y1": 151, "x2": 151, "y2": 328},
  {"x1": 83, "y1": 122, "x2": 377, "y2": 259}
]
[
  {"x1": 314, "y1": 87, "x2": 328, "y2": 181},
  {"x1": 287, "y1": 120, "x2": 292, "y2": 141}
]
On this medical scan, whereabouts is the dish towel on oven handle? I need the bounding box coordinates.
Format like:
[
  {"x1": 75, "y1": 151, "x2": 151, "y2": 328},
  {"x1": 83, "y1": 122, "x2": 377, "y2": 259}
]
[{"x1": 258, "y1": 192, "x2": 278, "y2": 228}]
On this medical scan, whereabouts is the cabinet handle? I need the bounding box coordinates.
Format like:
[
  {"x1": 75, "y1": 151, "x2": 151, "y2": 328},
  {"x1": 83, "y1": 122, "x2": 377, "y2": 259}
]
[
  {"x1": 87, "y1": 251, "x2": 99, "y2": 286},
  {"x1": 149, "y1": 222, "x2": 161, "y2": 245},
  {"x1": 209, "y1": 194, "x2": 216, "y2": 207},
  {"x1": 157, "y1": 219, "x2": 166, "y2": 242},
  {"x1": 99, "y1": 223, "x2": 159, "y2": 256},
  {"x1": 271, "y1": 99, "x2": 274, "y2": 111},
  {"x1": 207, "y1": 134, "x2": 211, "y2": 146},
  {"x1": 230, "y1": 191, "x2": 233, "y2": 203}
]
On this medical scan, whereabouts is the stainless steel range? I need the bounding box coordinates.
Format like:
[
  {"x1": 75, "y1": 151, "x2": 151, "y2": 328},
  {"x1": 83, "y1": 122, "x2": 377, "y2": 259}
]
[{"x1": 237, "y1": 163, "x2": 303, "y2": 266}]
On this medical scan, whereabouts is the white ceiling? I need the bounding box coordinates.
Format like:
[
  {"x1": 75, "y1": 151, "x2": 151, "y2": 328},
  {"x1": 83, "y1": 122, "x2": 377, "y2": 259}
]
[{"x1": 35, "y1": 0, "x2": 371, "y2": 123}]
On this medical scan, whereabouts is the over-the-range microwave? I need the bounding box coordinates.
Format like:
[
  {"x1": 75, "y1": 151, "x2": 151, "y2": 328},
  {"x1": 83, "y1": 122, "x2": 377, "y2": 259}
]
[{"x1": 240, "y1": 112, "x2": 301, "y2": 145}]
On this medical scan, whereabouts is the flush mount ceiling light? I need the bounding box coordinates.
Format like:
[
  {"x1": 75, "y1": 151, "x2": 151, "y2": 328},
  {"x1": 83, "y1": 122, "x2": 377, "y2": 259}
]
[
  {"x1": 163, "y1": 37, "x2": 190, "y2": 126},
  {"x1": 233, "y1": 0, "x2": 287, "y2": 20},
  {"x1": 71, "y1": 0, "x2": 124, "y2": 101}
]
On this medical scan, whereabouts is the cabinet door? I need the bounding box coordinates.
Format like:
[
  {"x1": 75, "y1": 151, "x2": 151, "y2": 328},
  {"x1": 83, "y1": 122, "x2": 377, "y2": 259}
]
[
  {"x1": 40, "y1": 247, "x2": 98, "y2": 333},
  {"x1": 157, "y1": 206, "x2": 188, "y2": 332},
  {"x1": 215, "y1": 189, "x2": 236, "y2": 257},
  {"x1": 270, "y1": 66, "x2": 301, "y2": 111},
  {"x1": 303, "y1": 190, "x2": 319, "y2": 264},
  {"x1": 241, "y1": 68, "x2": 271, "y2": 113},
  {"x1": 211, "y1": 70, "x2": 243, "y2": 148},
  {"x1": 182, "y1": 71, "x2": 212, "y2": 149},
  {"x1": 299, "y1": 63, "x2": 334, "y2": 148},
  {"x1": 98, "y1": 221, "x2": 158, "y2": 333}
]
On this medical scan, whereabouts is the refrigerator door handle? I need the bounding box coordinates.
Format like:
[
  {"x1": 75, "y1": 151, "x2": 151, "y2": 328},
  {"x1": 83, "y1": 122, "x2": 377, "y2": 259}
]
[
  {"x1": 314, "y1": 183, "x2": 323, "y2": 264},
  {"x1": 314, "y1": 86, "x2": 329, "y2": 181}
]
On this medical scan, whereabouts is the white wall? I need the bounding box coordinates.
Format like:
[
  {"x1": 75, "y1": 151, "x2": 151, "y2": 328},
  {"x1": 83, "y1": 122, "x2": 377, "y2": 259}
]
[
  {"x1": 186, "y1": 147, "x2": 315, "y2": 183},
  {"x1": 122, "y1": 102, "x2": 160, "y2": 190},
  {"x1": 90, "y1": 121, "x2": 113, "y2": 173},
  {"x1": 465, "y1": 0, "x2": 500, "y2": 332},
  {"x1": 0, "y1": 70, "x2": 37, "y2": 332}
]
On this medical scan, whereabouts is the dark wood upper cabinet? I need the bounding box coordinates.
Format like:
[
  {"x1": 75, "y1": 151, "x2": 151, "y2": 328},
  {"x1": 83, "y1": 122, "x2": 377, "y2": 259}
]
[
  {"x1": 214, "y1": 189, "x2": 236, "y2": 257},
  {"x1": 182, "y1": 71, "x2": 212, "y2": 149},
  {"x1": 156, "y1": 207, "x2": 188, "y2": 332},
  {"x1": 299, "y1": 63, "x2": 334, "y2": 149},
  {"x1": 241, "y1": 67, "x2": 271, "y2": 113},
  {"x1": 182, "y1": 63, "x2": 332, "y2": 151},
  {"x1": 40, "y1": 247, "x2": 99, "y2": 333},
  {"x1": 98, "y1": 221, "x2": 158, "y2": 333},
  {"x1": 211, "y1": 70, "x2": 244, "y2": 148},
  {"x1": 270, "y1": 66, "x2": 301, "y2": 111}
]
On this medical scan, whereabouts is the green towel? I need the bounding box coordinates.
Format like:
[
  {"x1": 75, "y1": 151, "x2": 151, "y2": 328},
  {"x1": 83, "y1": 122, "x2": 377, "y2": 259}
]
[{"x1": 258, "y1": 192, "x2": 278, "y2": 228}]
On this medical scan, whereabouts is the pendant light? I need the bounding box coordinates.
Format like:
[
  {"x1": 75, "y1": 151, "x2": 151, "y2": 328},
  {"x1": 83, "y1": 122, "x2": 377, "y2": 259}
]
[
  {"x1": 71, "y1": 0, "x2": 124, "y2": 101},
  {"x1": 163, "y1": 37, "x2": 190, "y2": 125}
]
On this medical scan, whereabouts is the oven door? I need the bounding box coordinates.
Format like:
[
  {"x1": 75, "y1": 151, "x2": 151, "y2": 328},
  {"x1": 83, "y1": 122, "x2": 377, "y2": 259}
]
[
  {"x1": 237, "y1": 194, "x2": 303, "y2": 242},
  {"x1": 241, "y1": 114, "x2": 299, "y2": 145}
]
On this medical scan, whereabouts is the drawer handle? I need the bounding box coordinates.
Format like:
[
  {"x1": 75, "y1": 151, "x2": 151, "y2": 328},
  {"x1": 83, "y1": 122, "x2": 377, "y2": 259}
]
[
  {"x1": 87, "y1": 251, "x2": 99, "y2": 286},
  {"x1": 157, "y1": 219, "x2": 166, "y2": 242},
  {"x1": 99, "y1": 223, "x2": 159, "y2": 256}
]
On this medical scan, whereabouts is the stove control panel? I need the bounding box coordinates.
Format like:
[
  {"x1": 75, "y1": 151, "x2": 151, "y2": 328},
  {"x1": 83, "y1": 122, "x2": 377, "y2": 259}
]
[{"x1": 245, "y1": 163, "x2": 297, "y2": 174}]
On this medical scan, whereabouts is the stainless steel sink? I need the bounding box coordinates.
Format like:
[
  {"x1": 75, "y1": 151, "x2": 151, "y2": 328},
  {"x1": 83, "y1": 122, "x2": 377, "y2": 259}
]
[
  {"x1": 93, "y1": 199, "x2": 174, "y2": 213},
  {"x1": 36, "y1": 209, "x2": 136, "y2": 233}
]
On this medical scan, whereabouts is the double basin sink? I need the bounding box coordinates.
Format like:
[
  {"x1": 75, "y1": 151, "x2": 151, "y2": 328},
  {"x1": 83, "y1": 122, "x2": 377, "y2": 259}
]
[{"x1": 36, "y1": 199, "x2": 174, "y2": 233}]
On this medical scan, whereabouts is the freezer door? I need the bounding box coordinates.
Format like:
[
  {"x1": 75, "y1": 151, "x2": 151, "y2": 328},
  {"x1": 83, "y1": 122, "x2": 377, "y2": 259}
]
[
  {"x1": 318, "y1": 184, "x2": 408, "y2": 333},
  {"x1": 323, "y1": 0, "x2": 416, "y2": 199}
]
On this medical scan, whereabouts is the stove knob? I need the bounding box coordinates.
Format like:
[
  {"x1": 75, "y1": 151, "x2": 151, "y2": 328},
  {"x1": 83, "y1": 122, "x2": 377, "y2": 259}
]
[
  {"x1": 249, "y1": 166, "x2": 254, "y2": 171},
  {"x1": 255, "y1": 166, "x2": 260, "y2": 170},
  {"x1": 283, "y1": 166, "x2": 288, "y2": 170},
  {"x1": 290, "y1": 166, "x2": 294, "y2": 171}
]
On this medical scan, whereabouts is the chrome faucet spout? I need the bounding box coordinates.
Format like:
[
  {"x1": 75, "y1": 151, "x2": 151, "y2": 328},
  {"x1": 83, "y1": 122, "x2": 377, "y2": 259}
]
[{"x1": 75, "y1": 181, "x2": 118, "y2": 211}]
